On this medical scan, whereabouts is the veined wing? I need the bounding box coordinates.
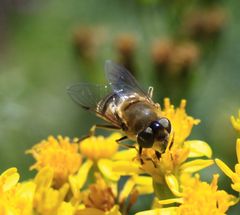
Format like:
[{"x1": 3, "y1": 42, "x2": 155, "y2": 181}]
[
  {"x1": 67, "y1": 83, "x2": 121, "y2": 127},
  {"x1": 105, "y1": 60, "x2": 153, "y2": 101}
]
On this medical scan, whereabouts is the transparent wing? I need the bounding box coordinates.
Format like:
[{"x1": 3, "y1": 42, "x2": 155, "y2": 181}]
[
  {"x1": 105, "y1": 60, "x2": 152, "y2": 100},
  {"x1": 67, "y1": 83, "x2": 120, "y2": 125},
  {"x1": 67, "y1": 83, "x2": 111, "y2": 110}
]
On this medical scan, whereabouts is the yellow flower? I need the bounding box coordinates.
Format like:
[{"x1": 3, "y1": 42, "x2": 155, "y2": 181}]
[
  {"x1": 72, "y1": 133, "x2": 122, "y2": 182},
  {"x1": 27, "y1": 135, "x2": 82, "y2": 188},
  {"x1": 112, "y1": 99, "x2": 213, "y2": 199},
  {"x1": 161, "y1": 98, "x2": 200, "y2": 146},
  {"x1": 80, "y1": 133, "x2": 120, "y2": 161},
  {"x1": 140, "y1": 145, "x2": 212, "y2": 184},
  {"x1": 215, "y1": 138, "x2": 240, "y2": 192},
  {"x1": 76, "y1": 174, "x2": 121, "y2": 215},
  {"x1": 83, "y1": 174, "x2": 115, "y2": 211},
  {"x1": 69, "y1": 133, "x2": 121, "y2": 204},
  {"x1": 176, "y1": 174, "x2": 237, "y2": 215},
  {"x1": 231, "y1": 110, "x2": 240, "y2": 132},
  {"x1": 143, "y1": 146, "x2": 213, "y2": 199},
  {"x1": 0, "y1": 168, "x2": 35, "y2": 215},
  {"x1": 33, "y1": 167, "x2": 70, "y2": 215},
  {"x1": 137, "y1": 174, "x2": 237, "y2": 215}
]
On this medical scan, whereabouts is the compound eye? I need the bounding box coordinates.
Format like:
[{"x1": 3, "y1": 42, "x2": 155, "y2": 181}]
[
  {"x1": 137, "y1": 127, "x2": 154, "y2": 148},
  {"x1": 158, "y1": 118, "x2": 171, "y2": 134}
]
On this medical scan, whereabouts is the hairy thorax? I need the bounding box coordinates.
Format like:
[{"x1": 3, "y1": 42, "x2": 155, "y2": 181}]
[{"x1": 120, "y1": 100, "x2": 161, "y2": 139}]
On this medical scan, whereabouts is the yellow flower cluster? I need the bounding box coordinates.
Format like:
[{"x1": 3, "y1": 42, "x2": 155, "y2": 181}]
[
  {"x1": 1, "y1": 98, "x2": 240, "y2": 215},
  {"x1": 136, "y1": 174, "x2": 237, "y2": 215},
  {"x1": 26, "y1": 136, "x2": 82, "y2": 188}
]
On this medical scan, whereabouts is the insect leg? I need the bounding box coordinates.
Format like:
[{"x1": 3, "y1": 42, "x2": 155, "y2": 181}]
[
  {"x1": 116, "y1": 136, "x2": 136, "y2": 149},
  {"x1": 139, "y1": 146, "x2": 144, "y2": 165},
  {"x1": 78, "y1": 124, "x2": 120, "y2": 142},
  {"x1": 155, "y1": 151, "x2": 161, "y2": 160},
  {"x1": 77, "y1": 126, "x2": 95, "y2": 142},
  {"x1": 147, "y1": 86, "x2": 154, "y2": 98},
  {"x1": 139, "y1": 147, "x2": 157, "y2": 167},
  {"x1": 95, "y1": 124, "x2": 121, "y2": 131},
  {"x1": 168, "y1": 132, "x2": 175, "y2": 150},
  {"x1": 116, "y1": 135, "x2": 128, "y2": 143}
]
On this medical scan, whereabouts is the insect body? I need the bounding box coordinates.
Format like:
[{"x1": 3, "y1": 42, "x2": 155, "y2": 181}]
[{"x1": 67, "y1": 60, "x2": 172, "y2": 157}]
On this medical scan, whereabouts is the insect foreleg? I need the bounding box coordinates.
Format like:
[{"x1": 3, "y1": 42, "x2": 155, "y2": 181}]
[
  {"x1": 139, "y1": 146, "x2": 144, "y2": 165},
  {"x1": 116, "y1": 136, "x2": 136, "y2": 149},
  {"x1": 116, "y1": 135, "x2": 128, "y2": 143},
  {"x1": 155, "y1": 151, "x2": 161, "y2": 159},
  {"x1": 168, "y1": 131, "x2": 175, "y2": 150}
]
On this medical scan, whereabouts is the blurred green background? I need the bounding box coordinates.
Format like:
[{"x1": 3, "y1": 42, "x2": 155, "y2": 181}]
[{"x1": 0, "y1": 0, "x2": 240, "y2": 214}]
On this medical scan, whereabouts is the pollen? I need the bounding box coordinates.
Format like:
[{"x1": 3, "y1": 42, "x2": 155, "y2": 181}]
[
  {"x1": 27, "y1": 136, "x2": 82, "y2": 188},
  {"x1": 80, "y1": 133, "x2": 121, "y2": 161}
]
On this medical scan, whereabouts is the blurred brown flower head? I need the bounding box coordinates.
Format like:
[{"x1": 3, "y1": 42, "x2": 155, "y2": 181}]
[
  {"x1": 151, "y1": 40, "x2": 200, "y2": 75},
  {"x1": 115, "y1": 34, "x2": 137, "y2": 73},
  {"x1": 183, "y1": 7, "x2": 227, "y2": 40},
  {"x1": 73, "y1": 27, "x2": 96, "y2": 59}
]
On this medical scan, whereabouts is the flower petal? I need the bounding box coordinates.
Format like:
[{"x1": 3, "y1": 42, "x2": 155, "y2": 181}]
[
  {"x1": 134, "y1": 176, "x2": 152, "y2": 186},
  {"x1": 231, "y1": 112, "x2": 240, "y2": 132},
  {"x1": 76, "y1": 205, "x2": 121, "y2": 215},
  {"x1": 106, "y1": 205, "x2": 121, "y2": 215},
  {"x1": 111, "y1": 161, "x2": 141, "y2": 175},
  {"x1": 69, "y1": 159, "x2": 93, "y2": 197},
  {"x1": 57, "y1": 202, "x2": 75, "y2": 215},
  {"x1": 119, "y1": 177, "x2": 135, "y2": 203},
  {"x1": 184, "y1": 140, "x2": 212, "y2": 158},
  {"x1": 76, "y1": 159, "x2": 93, "y2": 188},
  {"x1": 235, "y1": 164, "x2": 240, "y2": 176},
  {"x1": 158, "y1": 198, "x2": 183, "y2": 205},
  {"x1": 231, "y1": 183, "x2": 240, "y2": 192},
  {"x1": 137, "y1": 185, "x2": 153, "y2": 195},
  {"x1": 135, "y1": 207, "x2": 178, "y2": 215},
  {"x1": 134, "y1": 176, "x2": 153, "y2": 194},
  {"x1": 236, "y1": 139, "x2": 240, "y2": 164},
  {"x1": 215, "y1": 159, "x2": 235, "y2": 180},
  {"x1": 1, "y1": 167, "x2": 20, "y2": 192},
  {"x1": 34, "y1": 167, "x2": 54, "y2": 189},
  {"x1": 165, "y1": 174, "x2": 182, "y2": 197},
  {"x1": 97, "y1": 159, "x2": 120, "y2": 181},
  {"x1": 112, "y1": 148, "x2": 136, "y2": 161},
  {"x1": 180, "y1": 159, "x2": 213, "y2": 173},
  {"x1": 76, "y1": 208, "x2": 105, "y2": 215}
]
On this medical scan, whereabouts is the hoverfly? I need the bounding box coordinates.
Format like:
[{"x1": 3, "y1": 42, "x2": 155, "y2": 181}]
[{"x1": 67, "y1": 60, "x2": 172, "y2": 159}]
